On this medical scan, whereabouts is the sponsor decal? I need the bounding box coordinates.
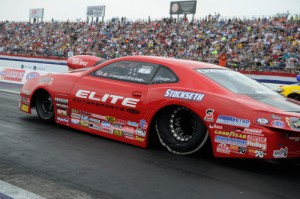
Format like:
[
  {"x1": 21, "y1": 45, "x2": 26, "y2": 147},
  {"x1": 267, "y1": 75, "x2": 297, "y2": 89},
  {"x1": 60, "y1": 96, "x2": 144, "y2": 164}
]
[
  {"x1": 113, "y1": 130, "x2": 123, "y2": 136},
  {"x1": 89, "y1": 117, "x2": 101, "y2": 124},
  {"x1": 215, "y1": 130, "x2": 246, "y2": 139},
  {"x1": 26, "y1": 72, "x2": 40, "y2": 80},
  {"x1": 238, "y1": 147, "x2": 246, "y2": 154},
  {"x1": 247, "y1": 135, "x2": 267, "y2": 143},
  {"x1": 289, "y1": 137, "x2": 300, "y2": 142},
  {"x1": 38, "y1": 77, "x2": 52, "y2": 84},
  {"x1": 100, "y1": 127, "x2": 111, "y2": 134},
  {"x1": 216, "y1": 115, "x2": 250, "y2": 128},
  {"x1": 271, "y1": 120, "x2": 285, "y2": 128},
  {"x1": 21, "y1": 97, "x2": 30, "y2": 105},
  {"x1": 124, "y1": 132, "x2": 135, "y2": 140},
  {"x1": 71, "y1": 113, "x2": 81, "y2": 119},
  {"x1": 105, "y1": 116, "x2": 116, "y2": 123},
  {"x1": 127, "y1": 121, "x2": 139, "y2": 127},
  {"x1": 247, "y1": 148, "x2": 265, "y2": 158},
  {"x1": 21, "y1": 104, "x2": 29, "y2": 112},
  {"x1": 247, "y1": 140, "x2": 267, "y2": 150},
  {"x1": 71, "y1": 118, "x2": 80, "y2": 125},
  {"x1": 135, "y1": 135, "x2": 145, "y2": 142},
  {"x1": 21, "y1": 89, "x2": 31, "y2": 95},
  {"x1": 255, "y1": 150, "x2": 266, "y2": 158},
  {"x1": 56, "y1": 103, "x2": 68, "y2": 109},
  {"x1": 204, "y1": 109, "x2": 214, "y2": 122},
  {"x1": 89, "y1": 123, "x2": 101, "y2": 130},
  {"x1": 112, "y1": 123, "x2": 123, "y2": 129},
  {"x1": 80, "y1": 121, "x2": 88, "y2": 127},
  {"x1": 91, "y1": 113, "x2": 106, "y2": 120},
  {"x1": 230, "y1": 145, "x2": 247, "y2": 154},
  {"x1": 57, "y1": 117, "x2": 69, "y2": 123},
  {"x1": 242, "y1": 128, "x2": 262, "y2": 135},
  {"x1": 164, "y1": 89, "x2": 204, "y2": 101},
  {"x1": 209, "y1": 124, "x2": 222, "y2": 129},
  {"x1": 57, "y1": 109, "x2": 68, "y2": 117},
  {"x1": 126, "y1": 108, "x2": 140, "y2": 114},
  {"x1": 101, "y1": 121, "x2": 111, "y2": 128},
  {"x1": 216, "y1": 143, "x2": 230, "y2": 154},
  {"x1": 286, "y1": 117, "x2": 300, "y2": 131},
  {"x1": 139, "y1": 119, "x2": 148, "y2": 129},
  {"x1": 273, "y1": 147, "x2": 288, "y2": 158},
  {"x1": 256, "y1": 118, "x2": 268, "y2": 125},
  {"x1": 271, "y1": 114, "x2": 281, "y2": 120},
  {"x1": 55, "y1": 98, "x2": 68, "y2": 105},
  {"x1": 81, "y1": 115, "x2": 89, "y2": 121},
  {"x1": 122, "y1": 126, "x2": 135, "y2": 134},
  {"x1": 215, "y1": 135, "x2": 247, "y2": 147},
  {"x1": 72, "y1": 109, "x2": 90, "y2": 116},
  {"x1": 116, "y1": 119, "x2": 127, "y2": 125},
  {"x1": 136, "y1": 128, "x2": 146, "y2": 137},
  {"x1": 75, "y1": 90, "x2": 140, "y2": 108},
  {"x1": 70, "y1": 57, "x2": 88, "y2": 66}
]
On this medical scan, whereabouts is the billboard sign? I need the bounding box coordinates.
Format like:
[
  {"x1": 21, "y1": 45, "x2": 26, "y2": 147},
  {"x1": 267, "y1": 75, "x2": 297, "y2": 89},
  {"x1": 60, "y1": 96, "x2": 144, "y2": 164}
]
[
  {"x1": 29, "y1": 8, "x2": 44, "y2": 18},
  {"x1": 170, "y1": 1, "x2": 197, "y2": 15},
  {"x1": 87, "y1": 6, "x2": 105, "y2": 17}
]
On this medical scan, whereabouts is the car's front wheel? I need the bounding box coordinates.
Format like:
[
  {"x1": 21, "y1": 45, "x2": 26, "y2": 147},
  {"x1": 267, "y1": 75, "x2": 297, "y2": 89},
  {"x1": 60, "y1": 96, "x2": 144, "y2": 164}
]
[
  {"x1": 35, "y1": 91, "x2": 54, "y2": 122},
  {"x1": 156, "y1": 106, "x2": 208, "y2": 155}
]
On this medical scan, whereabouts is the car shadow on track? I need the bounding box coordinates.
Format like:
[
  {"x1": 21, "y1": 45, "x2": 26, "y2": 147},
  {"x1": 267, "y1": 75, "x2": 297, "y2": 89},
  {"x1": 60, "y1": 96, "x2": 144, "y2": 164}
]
[{"x1": 20, "y1": 114, "x2": 300, "y2": 181}]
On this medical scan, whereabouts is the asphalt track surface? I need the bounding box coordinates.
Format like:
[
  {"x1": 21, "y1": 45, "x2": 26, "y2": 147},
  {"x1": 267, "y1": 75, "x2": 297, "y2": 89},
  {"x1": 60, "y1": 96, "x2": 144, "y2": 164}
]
[{"x1": 1, "y1": 83, "x2": 300, "y2": 199}]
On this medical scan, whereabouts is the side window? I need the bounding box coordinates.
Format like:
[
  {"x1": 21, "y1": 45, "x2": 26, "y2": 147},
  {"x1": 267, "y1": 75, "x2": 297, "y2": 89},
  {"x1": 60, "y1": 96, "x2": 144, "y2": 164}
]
[
  {"x1": 90, "y1": 61, "x2": 159, "y2": 84},
  {"x1": 152, "y1": 67, "x2": 178, "y2": 84}
]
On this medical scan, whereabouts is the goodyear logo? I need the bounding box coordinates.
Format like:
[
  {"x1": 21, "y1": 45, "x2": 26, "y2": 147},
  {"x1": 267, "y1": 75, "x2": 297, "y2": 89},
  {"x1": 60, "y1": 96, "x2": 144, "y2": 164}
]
[{"x1": 215, "y1": 130, "x2": 246, "y2": 139}]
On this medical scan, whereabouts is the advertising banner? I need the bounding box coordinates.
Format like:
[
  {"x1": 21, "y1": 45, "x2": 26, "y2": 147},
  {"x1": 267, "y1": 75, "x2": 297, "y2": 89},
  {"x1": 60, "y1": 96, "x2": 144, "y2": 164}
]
[
  {"x1": 87, "y1": 6, "x2": 105, "y2": 17},
  {"x1": 170, "y1": 1, "x2": 197, "y2": 15},
  {"x1": 0, "y1": 68, "x2": 26, "y2": 83},
  {"x1": 0, "y1": 68, "x2": 52, "y2": 84},
  {"x1": 29, "y1": 8, "x2": 44, "y2": 18}
]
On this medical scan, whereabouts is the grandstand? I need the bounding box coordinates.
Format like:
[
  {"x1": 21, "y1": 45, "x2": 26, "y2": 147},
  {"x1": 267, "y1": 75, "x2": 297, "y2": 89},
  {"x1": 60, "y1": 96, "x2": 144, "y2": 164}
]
[{"x1": 0, "y1": 14, "x2": 299, "y2": 73}]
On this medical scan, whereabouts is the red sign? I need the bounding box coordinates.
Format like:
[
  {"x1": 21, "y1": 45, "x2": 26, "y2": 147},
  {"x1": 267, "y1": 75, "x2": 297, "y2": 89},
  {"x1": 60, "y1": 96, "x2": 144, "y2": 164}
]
[{"x1": 0, "y1": 68, "x2": 25, "y2": 82}]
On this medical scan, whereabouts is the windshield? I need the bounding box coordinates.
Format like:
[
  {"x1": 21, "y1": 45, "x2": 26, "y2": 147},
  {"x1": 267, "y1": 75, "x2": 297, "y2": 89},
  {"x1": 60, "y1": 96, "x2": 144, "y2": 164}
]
[
  {"x1": 197, "y1": 69, "x2": 300, "y2": 112},
  {"x1": 196, "y1": 69, "x2": 279, "y2": 96}
]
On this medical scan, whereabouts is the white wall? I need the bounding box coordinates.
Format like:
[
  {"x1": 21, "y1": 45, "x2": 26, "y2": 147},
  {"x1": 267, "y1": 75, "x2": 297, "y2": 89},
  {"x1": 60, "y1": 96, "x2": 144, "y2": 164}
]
[{"x1": 0, "y1": 55, "x2": 68, "y2": 72}]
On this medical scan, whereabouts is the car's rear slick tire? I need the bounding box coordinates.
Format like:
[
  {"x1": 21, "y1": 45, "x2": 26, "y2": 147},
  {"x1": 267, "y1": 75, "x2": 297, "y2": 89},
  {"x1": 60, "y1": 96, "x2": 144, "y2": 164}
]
[
  {"x1": 35, "y1": 91, "x2": 54, "y2": 122},
  {"x1": 156, "y1": 106, "x2": 208, "y2": 155}
]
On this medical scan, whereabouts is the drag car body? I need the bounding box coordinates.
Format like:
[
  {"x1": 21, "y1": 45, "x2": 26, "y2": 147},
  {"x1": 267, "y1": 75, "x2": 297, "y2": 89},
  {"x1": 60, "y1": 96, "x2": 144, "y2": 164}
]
[{"x1": 19, "y1": 56, "x2": 300, "y2": 158}]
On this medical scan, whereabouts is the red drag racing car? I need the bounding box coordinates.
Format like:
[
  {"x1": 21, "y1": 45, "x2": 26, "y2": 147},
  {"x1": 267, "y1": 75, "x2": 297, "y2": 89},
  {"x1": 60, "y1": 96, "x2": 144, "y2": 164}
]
[{"x1": 19, "y1": 55, "x2": 300, "y2": 159}]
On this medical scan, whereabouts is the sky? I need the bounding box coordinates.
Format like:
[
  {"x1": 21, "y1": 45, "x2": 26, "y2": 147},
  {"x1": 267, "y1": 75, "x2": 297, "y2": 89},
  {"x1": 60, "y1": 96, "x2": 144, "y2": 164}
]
[{"x1": 0, "y1": 0, "x2": 299, "y2": 22}]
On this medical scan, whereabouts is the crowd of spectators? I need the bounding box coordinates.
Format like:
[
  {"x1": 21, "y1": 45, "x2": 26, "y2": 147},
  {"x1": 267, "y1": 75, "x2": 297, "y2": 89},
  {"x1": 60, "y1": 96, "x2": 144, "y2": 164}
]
[{"x1": 0, "y1": 13, "x2": 299, "y2": 72}]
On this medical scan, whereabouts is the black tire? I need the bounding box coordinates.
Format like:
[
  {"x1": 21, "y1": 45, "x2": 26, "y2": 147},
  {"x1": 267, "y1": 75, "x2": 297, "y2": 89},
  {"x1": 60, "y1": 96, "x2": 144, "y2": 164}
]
[
  {"x1": 288, "y1": 93, "x2": 300, "y2": 101},
  {"x1": 156, "y1": 106, "x2": 208, "y2": 155},
  {"x1": 35, "y1": 91, "x2": 54, "y2": 122}
]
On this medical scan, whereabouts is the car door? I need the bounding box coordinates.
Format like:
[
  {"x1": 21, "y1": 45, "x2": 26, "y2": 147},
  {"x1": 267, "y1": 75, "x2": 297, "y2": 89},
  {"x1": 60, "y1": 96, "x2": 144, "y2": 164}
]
[{"x1": 69, "y1": 60, "x2": 159, "y2": 145}]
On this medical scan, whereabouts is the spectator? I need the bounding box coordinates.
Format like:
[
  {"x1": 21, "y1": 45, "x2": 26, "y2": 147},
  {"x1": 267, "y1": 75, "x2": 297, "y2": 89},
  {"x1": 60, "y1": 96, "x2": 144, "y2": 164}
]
[{"x1": 0, "y1": 14, "x2": 299, "y2": 73}]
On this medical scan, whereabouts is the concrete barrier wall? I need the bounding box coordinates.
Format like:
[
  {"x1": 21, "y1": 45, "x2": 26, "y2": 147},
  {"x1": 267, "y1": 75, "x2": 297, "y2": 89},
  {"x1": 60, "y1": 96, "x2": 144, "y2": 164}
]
[
  {"x1": 0, "y1": 55, "x2": 295, "y2": 90},
  {"x1": 0, "y1": 55, "x2": 68, "y2": 72}
]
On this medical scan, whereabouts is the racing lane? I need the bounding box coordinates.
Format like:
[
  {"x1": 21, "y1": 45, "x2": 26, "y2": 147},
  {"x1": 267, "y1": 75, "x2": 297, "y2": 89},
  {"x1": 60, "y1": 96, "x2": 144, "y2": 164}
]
[{"x1": 0, "y1": 90, "x2": 300, "y2": 199}]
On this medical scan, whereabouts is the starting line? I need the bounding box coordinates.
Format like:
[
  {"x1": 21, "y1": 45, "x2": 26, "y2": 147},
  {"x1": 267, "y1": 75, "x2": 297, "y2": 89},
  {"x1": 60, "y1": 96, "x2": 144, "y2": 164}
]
[{"x1": 0, "y1": 180, "x2": 45, "y2": 199}]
